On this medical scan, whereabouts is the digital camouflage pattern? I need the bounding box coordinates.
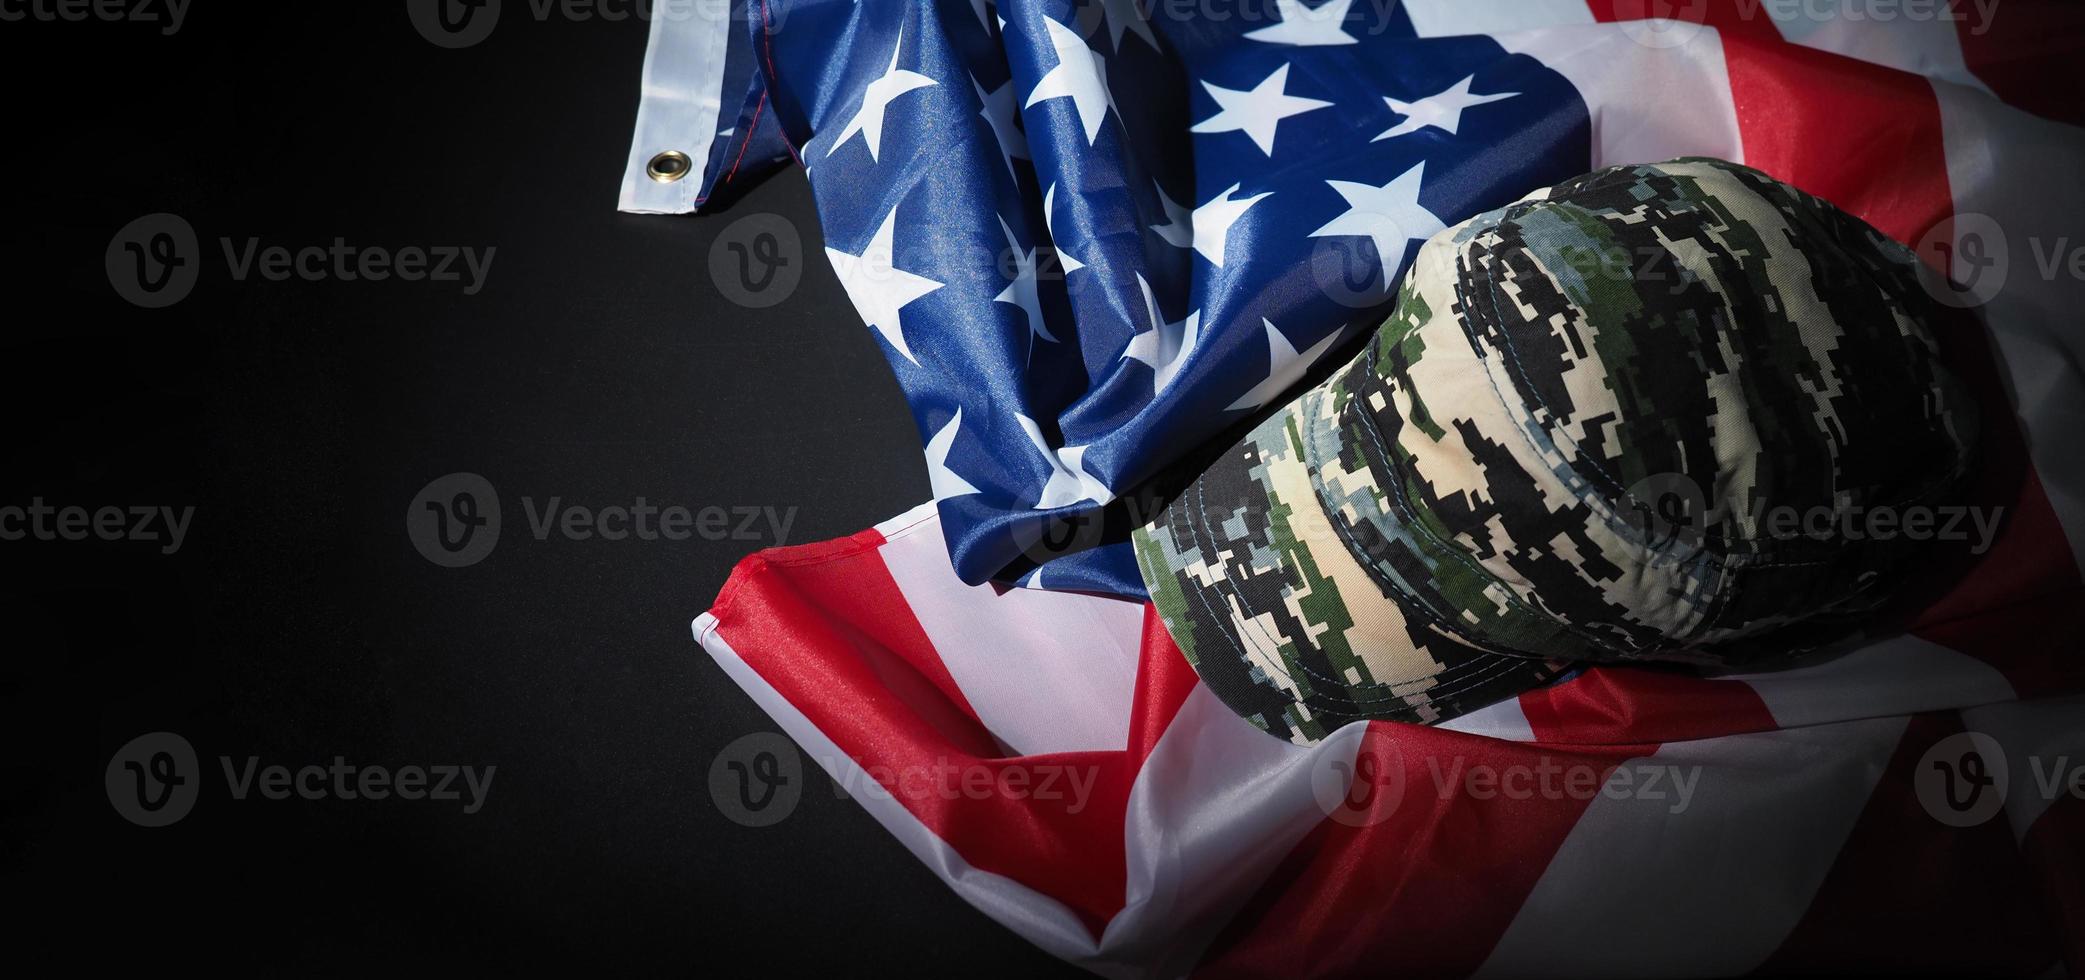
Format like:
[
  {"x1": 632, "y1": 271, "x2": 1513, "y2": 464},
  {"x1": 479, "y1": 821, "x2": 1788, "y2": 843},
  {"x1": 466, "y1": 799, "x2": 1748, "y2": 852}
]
[{"x1": 1133, "y1": 158, "x2": 1979, "y2": 744}]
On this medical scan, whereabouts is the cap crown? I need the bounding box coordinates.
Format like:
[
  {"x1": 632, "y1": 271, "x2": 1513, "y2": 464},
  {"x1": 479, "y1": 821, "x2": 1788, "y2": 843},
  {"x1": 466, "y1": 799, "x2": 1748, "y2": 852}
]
[{"x1": 1318, "y1": 158, "x2": 1977, "y2": 664}]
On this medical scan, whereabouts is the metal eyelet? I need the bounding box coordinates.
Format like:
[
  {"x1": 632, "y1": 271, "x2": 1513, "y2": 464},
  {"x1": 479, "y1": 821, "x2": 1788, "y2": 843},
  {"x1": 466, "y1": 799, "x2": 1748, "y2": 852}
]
[{"x1": 646, "y1": 150, "x2": 693, "y2": 183}]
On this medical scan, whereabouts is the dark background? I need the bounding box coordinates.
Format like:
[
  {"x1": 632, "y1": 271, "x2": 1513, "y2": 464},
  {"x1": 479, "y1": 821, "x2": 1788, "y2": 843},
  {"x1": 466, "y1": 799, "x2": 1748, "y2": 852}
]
[{"x1": 2, "y1": 5, "x2": 1078, "y2": 973}]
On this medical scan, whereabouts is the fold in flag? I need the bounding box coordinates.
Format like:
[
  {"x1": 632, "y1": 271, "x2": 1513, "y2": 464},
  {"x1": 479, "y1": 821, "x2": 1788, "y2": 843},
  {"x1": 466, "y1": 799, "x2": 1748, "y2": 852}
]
[
  {"x1": 624, "y1": 1, "x2": 2085, "y2": 974},
  {"x1": 623, "y1": 0, "x2": 2085, "y2": 599},
  {"x1": 696, "y1": 501, "x2": 2083, "y2": 977}
]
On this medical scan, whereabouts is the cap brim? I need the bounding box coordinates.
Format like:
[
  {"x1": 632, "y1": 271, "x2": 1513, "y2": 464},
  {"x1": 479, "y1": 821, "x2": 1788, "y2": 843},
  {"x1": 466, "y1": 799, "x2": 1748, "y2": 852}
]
[{"x1": 1132, "y1": 385, "x2": 1567, "y2": 745}]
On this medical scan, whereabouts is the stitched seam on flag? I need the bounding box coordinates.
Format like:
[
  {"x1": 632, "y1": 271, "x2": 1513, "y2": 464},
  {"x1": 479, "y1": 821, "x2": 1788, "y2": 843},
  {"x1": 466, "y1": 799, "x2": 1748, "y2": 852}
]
[
  {"x1": 755, "y1": 0, "x2": 802, "y2": 165},
  {"x1": 758, "y1": 0, "x2": 778, "y2": 85},
  {"x1": 1185, "y1": 475, "x2": 1534, "y2": 711},
  {"x1": 706, "y1": 555, "x2": 765, "y2": 625},
  {"x1": 883, "y1": 512, "x2": 938, "y2": 540},
  {"x1": 722, "y1": 0, "x2": 802, "y2": 190},
  {"x1": 722, "y1": 89, "x2": 770, "y2": 188},
  {"x1": 744, "y1": 526, "x2": 893, "y2": 568}
]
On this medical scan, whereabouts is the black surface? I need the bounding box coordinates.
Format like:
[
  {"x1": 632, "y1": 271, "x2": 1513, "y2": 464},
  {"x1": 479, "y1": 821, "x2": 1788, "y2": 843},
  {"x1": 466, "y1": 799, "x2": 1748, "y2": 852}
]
[{"x1": 3, "y1": 7, "x2": 1080, "y2": 974}]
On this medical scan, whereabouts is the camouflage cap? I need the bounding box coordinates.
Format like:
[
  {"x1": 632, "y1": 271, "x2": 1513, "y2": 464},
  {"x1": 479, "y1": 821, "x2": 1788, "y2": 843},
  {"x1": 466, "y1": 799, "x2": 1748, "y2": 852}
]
[{"x1": 1132, "y1": 157, "x2": 1980, "y2": 745}]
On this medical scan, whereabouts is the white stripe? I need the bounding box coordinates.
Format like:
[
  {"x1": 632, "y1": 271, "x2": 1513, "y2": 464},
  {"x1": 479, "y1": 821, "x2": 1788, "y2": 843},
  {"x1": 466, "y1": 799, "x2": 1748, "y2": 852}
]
[
  {"x1": 1440, "y1": 693, "x2": 1538, "y2": 741},
  {"x1": 1401, "y1": 0, "x2": 1593, "y2": 38},
  {"x1": 1766, "y1": 0, "x2": 1990, "y2": 92},
  {"x1": 618, "y1": 4, "x2": 737, "y2": 214},
  {"x1": 1931, "y1": 80, "x2": 2085, "y2": 568},
  {"x1": 692, "y1": 616, "x2": 1112, "y2": 967},
  {"x1": 872, "y1": 500, "x2": 941, "y2": 538},
  {"x1": 1720, "y1": 633, "x2": 2016, "y2": 730},
  {"x1": 1476, "y1": 716, "x2": 1909, "y2": 978},
  {"x1": 877, "y1": 510, "x2": 1145, "y2": 757},
  {"x1": 1494, "y1": 24, "x2": 1746, "y2": 169},
  {"x1": 1959, "y1": 694, "x2": 2085, "y2": 841},
  {"x1": 1101, "y1": 698, "x2": 1362, "y2": 976},
  {"x1": 701, "y1": 608, "x2": 1364, "y2": 980}
]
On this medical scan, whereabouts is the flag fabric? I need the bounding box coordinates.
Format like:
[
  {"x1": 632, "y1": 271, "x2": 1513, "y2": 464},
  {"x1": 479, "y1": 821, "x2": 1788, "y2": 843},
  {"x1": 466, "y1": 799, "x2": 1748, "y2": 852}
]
[
  {"x1": 623, "y1": 0, "x2": 2085, "y2": 598},
  {"x1": 625, "y1": 0, "x2": 2085, "y2": 974},
  {"x1": 695, "y1": 502, "x2": 2084, "y2": 977}
]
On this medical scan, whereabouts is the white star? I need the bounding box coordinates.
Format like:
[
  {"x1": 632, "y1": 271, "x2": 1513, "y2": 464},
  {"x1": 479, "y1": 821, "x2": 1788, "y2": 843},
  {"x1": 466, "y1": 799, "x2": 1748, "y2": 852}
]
[
  {"x1": 826, "y1": 204, "x2": 946, "y2": 365},
  {"x1": 969, "y1": 0, "x2": 991, "y2": 31},
  {"x1": 1015, "y1": 414, "x2": 1112, "y2": 509},
  {"x1": 1245, "y1": 0, "x2": 1358, "y2": 46},
  {"x1": 1150, "y1": 181, "x2": 1193, "y2": 249},
  {"x1": 1044, "y1": 183, "x2": 1087, "y2": 274},
  {"x1": 1026, "y1": 15, "x2": 1117, "y2": 146},
  {"x1": 1191, "y1": 183, "x2": 1272, "y2": 267},
  {"x1": 828, "y1": 27, "x2": 938, "y2": 163},
  {"x1": 1227, "y1": 319, "x2": 1348, "y2": 411},
  {"x1": 1309, "y1": 161, "x2": 1446, "y2": 287},
  {"x1": 925, "y1": 409, "x2": 982, "y2": 500},
  {"x1": 1374, "y1": 74, "x2": 1518, "y2": 142},
  {"x1": 993, "y1": 215, "x2": 1054, "y2": 357},
  {"x1": 1191, "y1": 63, "x2": 1331, "y2": 156},
  {"x1": 1096, "y1": 0, "x2": 1158, "y2": 51},
  {"x1": 1121, "y1": 273, "x2": 1200, "y2": 394},
  {"x1": 973, "y1": 73, "x2": 1030, "y2": 182}
]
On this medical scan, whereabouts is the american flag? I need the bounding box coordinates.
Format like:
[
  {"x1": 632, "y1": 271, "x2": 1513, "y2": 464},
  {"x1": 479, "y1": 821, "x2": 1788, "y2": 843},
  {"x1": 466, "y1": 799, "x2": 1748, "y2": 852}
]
[{"x1": 624, "y1": 0, "x2": 2085, "y2": 974}]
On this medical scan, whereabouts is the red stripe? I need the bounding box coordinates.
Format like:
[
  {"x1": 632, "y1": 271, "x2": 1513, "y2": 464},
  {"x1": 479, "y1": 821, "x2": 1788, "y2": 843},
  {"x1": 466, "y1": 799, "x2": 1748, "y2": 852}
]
[
  {"x1": 1519, "y1": 665, "x2": 1780, "y2": 744},
  {"x1": 711, "y1": 535, "x2": 1135, "y2": 938},
  {"x1": 1128, "y1": 604, "x2": 1203, "y2": 768},
  {"x1": 1721, "y1": 29, "x2": 1954, "y2": 243},
  {"x1": 712, "y1": 527, "x2": 992, "y2": 744},
  {"x1": 1593, "y1": 1, "x2": 2085, "y2": 129},
  {"x1": 1200, "y1": 31, "x2": 2083, "y2": 977},
  {"x1": 1193, "y1": 723, "x2": 1646, "y2": 979},
  {"x1": 1756, "y1": 712, "x2": 2059, "y2": 975}
]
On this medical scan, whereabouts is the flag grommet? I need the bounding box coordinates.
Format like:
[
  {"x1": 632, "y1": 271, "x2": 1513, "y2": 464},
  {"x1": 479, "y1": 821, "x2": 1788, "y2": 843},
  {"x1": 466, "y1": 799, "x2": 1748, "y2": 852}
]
[{"x1": 646, "y1": 150, "x2": 692, "y2": 183}]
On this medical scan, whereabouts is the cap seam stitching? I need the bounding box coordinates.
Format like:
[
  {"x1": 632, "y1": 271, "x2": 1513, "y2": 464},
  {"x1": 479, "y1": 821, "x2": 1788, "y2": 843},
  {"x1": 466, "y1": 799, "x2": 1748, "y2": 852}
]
[
  {"x1": 1338, "y1": 334, "x2": 1614, "y2": 655},
  {"x1": 1179, "y1": 480, "x2": 1519, "y2": 713},
  {"x1": 1185, "y1": 461, "x2": 1544, "y2": 715},
  {"x1": 1303, "y1": 387, "x2": 1541, "y2": 653},
  {"x1": 1473, "y1": 197, "x2": 1968, "y2": 559}
]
